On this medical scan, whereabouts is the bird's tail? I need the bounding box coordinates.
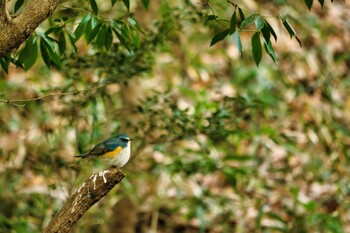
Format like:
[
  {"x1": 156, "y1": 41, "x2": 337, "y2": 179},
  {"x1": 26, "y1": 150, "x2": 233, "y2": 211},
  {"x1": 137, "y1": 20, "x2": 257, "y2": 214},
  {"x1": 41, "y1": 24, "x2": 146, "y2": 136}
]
[{"x1": 74, "y1": 153, "x2": 88, "y2": 158}]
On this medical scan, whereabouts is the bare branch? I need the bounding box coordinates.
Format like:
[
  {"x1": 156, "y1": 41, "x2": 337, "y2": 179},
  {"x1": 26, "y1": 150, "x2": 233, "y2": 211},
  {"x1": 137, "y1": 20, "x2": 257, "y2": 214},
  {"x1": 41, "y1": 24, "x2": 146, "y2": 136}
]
[
  {"x1": 0, "y1": 83, "x2": 106, "y2": 106},
  {"x1": 43, "y1": 167, "x2": 125, "y2": 233}
]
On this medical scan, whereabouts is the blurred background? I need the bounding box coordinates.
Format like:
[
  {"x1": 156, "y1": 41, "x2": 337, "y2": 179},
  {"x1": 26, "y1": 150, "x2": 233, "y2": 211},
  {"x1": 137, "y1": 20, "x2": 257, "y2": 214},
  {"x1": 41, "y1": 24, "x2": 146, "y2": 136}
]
[{"x1": 0, "y1": 0, "x2": 350, "y2": 232}]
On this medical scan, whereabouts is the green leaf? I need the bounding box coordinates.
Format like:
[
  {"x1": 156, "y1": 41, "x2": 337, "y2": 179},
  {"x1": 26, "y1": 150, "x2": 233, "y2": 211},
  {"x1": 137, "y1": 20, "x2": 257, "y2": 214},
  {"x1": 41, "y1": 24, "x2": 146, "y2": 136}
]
[
  {"x1": 44, "y1": 43, "x2": 62, "y2": 67},
  {"x1": 14, "y1": 0, "x2": 24, "y2": 13},
  {"x1": 121, "y1": 24, "x2": 131, "y2": 41},
  {"x1": 40, "y1": 35, "x2": 62, "y2": 67},
  {"x1": 89, "y1": 0, "x2": 99, "y2": 15},
  {"x1": 263, "y1": 39, "x2": 277, "y2": 63},
  {"x1": 210, "y1": 28, "x2": 230, "y2": 47},
  {"x1": 261, "y1": 24, "x2": 270, "y2": 43},
  {"x1": 85, "y1": 17, "x2": 92, "y2": 36},
  {"x1": 240, "y1": 13, "x2": 256, "y2": 30},
  {"x1": 66, "y1": 33, "x2": 77, "y2": 53},
  {"x1": 40, "y1": 34, "x2": 58, "y2": 49},
  {"x1": 110, "y1": 21, "x2": 131, "y2": 51},
  {"x1": 255, "y1": 15, "x2": 264, "y2": 31},
  {"x1": 86, "y1": 18, "x2": 102, "y2": 44},
  {"x1": 127, "y1": 17, "x2": 137, "y2": 26},
  {"x1": 18, "y1": 36, "x2": 39, "y2": 71},
  {"x1": 95, "y1": 24, "x2": 106, "y2": 49},
  {"x1": 25, "y1": 41, "x2": 38, "y2": 70},
  {"x1": 265, "y1": 21, "x2": 277, "y2": 42},
  {"x1": 141, "y1": 0, "x2": 150, "y2": 11},
  {"x1": 110, "y1": 19, "x2": 124, "y2": 30},
  {"x1": 233, "y1": 31, "x2": 242, "y2": 56},
  {"x1": 114, "y1": 29, "x2": 126, "y2": 46},
  {"x1": 131, "y1": 29, "x2": 140, "y2": 48},
  {"x1": 18, "y1": 36, "x2": 34, "y2": 63},
  {"x1": 40, "y1": 40, "x2": 51, "y2": 68},
  {"x1": 58, "y1": 32, "x2": 66, "y2": 54},
  {"x1": 281, "y1": 16, "x2": 302, "y2": 47},
  {"x1": 105, "y1": 26, "x2": 113, "y2": 50},
  {"x1": 281, "y1": 16, "x2": 295, "y2": 38},
  {"x1": 230, "y1": 10, "x2": 237, "y2": 34},
  {"x1": 0, "y1": 57, "x2": 10, "y2": 73},
  {"x1": 74, "y1": 14, "x2": 91, "y2": 41},
  {"x1": 251, "y1": 32, "x2": 262, "y2": 66},
  {"x1": 65, "y1": 28, "x2": 77, "y2": 53},
  {"x1": 128, "y1": 17, "x2": 145, "y2": 35},
  {"x1": 45, "y1": 26, "x2": 62, "y2": 35},
  {"x1": 318, "y1": 0, "x2": 324, "y2": 8},
  {"x1": 111, "y1": 0, "x2": 117, "y2": 6},
  {"x1": 238, "y1": 8, "x2": 245, "y2": 21},
  {"x1": 305, "y1": 0, "x2": 313, "y2": 10},
  {"x1": 122, "y1": 0, "x2": 130, "y2": 11},
  {"x1": 295, "y1": 36, "x2": 302, "y2": 47}
]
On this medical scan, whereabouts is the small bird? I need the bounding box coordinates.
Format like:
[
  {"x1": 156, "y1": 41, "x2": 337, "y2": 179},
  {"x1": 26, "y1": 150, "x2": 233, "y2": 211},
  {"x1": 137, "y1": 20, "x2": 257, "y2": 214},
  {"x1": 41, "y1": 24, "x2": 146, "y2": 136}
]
[{"x1": 75, "y1": 134, "x2": 133, "y2": 168}]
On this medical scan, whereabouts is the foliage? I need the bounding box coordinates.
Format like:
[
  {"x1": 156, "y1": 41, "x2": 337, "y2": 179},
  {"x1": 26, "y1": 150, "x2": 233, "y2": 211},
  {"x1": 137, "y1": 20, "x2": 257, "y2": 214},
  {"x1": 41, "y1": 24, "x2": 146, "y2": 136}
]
[
  {"x1": 0, "y1": 0, "x2": 335, "y2": 71},
  {"x1": 0, "y1": 0, "x2": 350, "y2": 233}
]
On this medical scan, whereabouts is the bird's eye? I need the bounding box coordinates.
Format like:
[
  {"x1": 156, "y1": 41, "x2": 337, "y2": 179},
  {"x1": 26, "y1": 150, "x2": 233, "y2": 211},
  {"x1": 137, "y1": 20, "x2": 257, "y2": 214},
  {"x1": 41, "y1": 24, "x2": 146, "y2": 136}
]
[{"x1": 121, "y1": 138, "x2": 129, "y2": 142}]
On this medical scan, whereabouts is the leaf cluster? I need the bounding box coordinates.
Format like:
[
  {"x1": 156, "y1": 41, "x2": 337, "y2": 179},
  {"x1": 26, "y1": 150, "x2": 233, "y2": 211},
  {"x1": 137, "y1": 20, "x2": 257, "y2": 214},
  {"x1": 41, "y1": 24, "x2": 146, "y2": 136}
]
[
  {"x1": 1, "y1": 0, "x2": 148, "y2": 72},
  {"x1": 208, "y1": 3, "x2": 303, "y2": 66}
]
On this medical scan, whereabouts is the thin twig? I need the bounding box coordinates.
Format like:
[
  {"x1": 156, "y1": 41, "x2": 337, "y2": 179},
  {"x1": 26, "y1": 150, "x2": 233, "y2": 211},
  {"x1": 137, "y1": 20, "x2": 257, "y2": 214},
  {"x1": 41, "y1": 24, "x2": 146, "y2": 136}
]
[
  {"x1": 206, "y1": 0, "x2": 279, "y2": 20},
  {"x1": 60, "y1": 5, "x2": 92, "y2": 16},
  {"x1": 227, "y1": 0, "x2": 278, "y2": 19},
  {"x1": 0, "y1": 83, "x2": 106, "y2": 106}
]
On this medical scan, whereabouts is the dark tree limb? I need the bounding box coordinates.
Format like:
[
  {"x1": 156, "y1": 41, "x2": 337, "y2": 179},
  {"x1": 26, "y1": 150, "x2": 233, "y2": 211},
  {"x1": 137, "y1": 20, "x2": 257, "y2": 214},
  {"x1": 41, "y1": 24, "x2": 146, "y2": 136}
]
[
  {"x1": 0, "y1": 0, "x2": 60, "y2": 57},
  {"x1": 43, "y1": 167, "x2": 125, "y2": 233}
]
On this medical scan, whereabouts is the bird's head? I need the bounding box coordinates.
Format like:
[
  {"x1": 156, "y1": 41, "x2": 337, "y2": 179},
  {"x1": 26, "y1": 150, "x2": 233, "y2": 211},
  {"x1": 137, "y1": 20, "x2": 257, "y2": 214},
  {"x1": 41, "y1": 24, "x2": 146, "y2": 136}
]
[{"x1": 116, "y1": 134, "x2": 133, "y2": 148}]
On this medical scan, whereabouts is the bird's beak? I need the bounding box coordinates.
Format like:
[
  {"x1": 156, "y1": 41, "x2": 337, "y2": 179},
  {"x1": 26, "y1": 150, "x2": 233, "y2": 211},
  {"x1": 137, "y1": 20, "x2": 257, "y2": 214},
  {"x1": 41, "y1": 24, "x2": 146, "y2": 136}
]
[{"x1": 129, "y1": 138, "x2": 134, "y2": 141}]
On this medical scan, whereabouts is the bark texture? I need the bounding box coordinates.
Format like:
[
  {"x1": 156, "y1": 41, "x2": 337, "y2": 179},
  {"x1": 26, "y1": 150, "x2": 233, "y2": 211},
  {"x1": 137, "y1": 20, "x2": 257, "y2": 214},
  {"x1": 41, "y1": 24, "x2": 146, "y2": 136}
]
[
  {"x1": 42, "y1": 167, "x2": 125, "y2": 233},
  {"x1": 0, "y1": 0, "x2": 60, "y2": 57}
]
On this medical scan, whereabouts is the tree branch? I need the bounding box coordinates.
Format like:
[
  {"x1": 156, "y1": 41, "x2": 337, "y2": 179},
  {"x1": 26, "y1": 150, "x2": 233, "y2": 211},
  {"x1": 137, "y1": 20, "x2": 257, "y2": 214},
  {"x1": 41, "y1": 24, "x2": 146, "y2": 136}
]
[
  {"x1": 0, "y1": 83, "x2": 107, "y2": 107},
  {"x1": 0, "y1": 0, "x2": 60, "y2": 57},
  {"x1": 43, "y1": 167, "x2": 126, "y2": 233},
  {"x1": 0, "y1": 0, "x2": 12, "y2": 29}
]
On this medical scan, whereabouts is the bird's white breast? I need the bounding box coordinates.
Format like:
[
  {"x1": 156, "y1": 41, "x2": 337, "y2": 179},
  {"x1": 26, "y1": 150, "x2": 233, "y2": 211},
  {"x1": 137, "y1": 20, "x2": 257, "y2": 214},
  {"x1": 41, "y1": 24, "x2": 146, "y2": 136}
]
[{"x1": 108, "y1": 142, "x2": 131, "y2": 168}]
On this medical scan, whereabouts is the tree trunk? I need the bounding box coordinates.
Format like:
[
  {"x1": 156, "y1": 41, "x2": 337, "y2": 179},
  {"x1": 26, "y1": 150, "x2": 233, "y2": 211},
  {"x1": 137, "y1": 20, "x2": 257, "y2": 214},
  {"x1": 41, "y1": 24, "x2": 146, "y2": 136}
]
[{"x1": 0, "y1": 0, "x2": 60, "y2": 57}]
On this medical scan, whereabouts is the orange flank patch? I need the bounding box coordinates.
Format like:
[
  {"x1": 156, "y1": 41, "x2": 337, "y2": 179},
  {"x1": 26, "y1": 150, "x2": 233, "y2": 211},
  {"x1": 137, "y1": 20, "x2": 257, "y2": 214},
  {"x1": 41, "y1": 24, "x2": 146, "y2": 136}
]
[{"x1": 101, "y1": 146, "x2": 122, "y2": 158}]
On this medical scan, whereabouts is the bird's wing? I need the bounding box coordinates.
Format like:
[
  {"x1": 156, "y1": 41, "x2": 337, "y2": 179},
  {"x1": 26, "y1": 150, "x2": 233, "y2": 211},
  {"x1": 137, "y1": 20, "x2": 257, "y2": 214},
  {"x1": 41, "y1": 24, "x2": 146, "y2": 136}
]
[{"x1": 84, "y1": 137, "x2": 120, "y2": 157}]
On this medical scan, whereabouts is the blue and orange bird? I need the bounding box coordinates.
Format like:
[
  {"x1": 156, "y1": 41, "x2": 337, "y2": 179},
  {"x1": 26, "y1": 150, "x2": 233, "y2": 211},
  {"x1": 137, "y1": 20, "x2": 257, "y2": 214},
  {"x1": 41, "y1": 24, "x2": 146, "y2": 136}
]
[{"x1": 75, "y1": 134, "x2": 133, "y2": 168}]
